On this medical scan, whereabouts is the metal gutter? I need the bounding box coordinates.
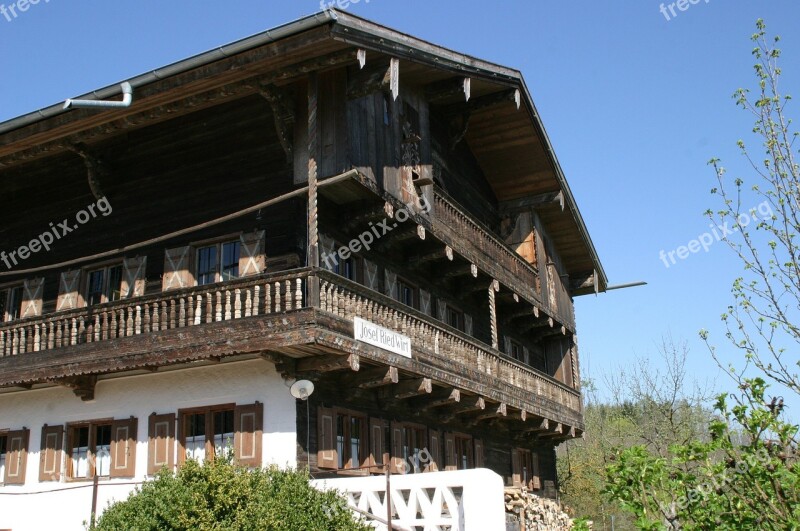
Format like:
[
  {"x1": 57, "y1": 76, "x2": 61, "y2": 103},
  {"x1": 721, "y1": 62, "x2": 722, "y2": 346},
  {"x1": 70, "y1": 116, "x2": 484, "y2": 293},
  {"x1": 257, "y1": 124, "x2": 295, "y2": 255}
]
[{"x1": 0, "y1": 10, "x2": 336, "y2": 136}]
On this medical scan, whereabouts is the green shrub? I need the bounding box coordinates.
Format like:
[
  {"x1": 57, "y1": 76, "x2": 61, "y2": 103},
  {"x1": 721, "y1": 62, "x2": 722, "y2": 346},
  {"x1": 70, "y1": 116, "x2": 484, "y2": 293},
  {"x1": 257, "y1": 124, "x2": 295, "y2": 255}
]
[{"x1": 94, "y1": 458, "x2": 372, "y2": 531}]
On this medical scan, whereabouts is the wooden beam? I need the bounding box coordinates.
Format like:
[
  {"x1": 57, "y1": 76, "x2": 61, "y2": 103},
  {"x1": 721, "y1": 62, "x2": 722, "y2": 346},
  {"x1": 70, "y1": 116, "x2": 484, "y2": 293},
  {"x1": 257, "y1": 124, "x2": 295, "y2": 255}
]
[
  {"x1": 357, "y1": 366, "x2": 399, "y2": 389},
  {"x1": 67, "y1": 143, "x2": 107, "y2": 201},
  {"x1": 347, "y1": 57, "x2": 399, "y2": 101},
  {"x1": 57, "y1": 375, "x2": 97, "y2": 402},
  {"x1": 258, "y1": 83, "x2": 295, "y2": 164},
  {"x1": 425, "y1": 76, "x2": 471, "y2": 103},
  {"x1": 393, "y1": 377, "x2": 432, "y2": 399},
  {"x1": 440, "y1": 88, "x2": 520, "y2": 116},
  {"x1": 408, "y1": 246, "x2": 455, "y2": 267},
  {"x1": 296, "y1": 353, "x2": 359, "y2": 373},
  {"x1": 420, "y1": 388, "x2": 461, "y2": 409},
  {"x1": 522, "y1": 417, "x2": 549, "y2": 433},
  {"x1": 499, "y1": 191, "x2": 564, "y2": 215},
  {"x1": 470, "y1": 402, "x2": 508, "y2": 424},
  {"x1": 540, "y1": 423, "x2": 564, "y2": 438}
]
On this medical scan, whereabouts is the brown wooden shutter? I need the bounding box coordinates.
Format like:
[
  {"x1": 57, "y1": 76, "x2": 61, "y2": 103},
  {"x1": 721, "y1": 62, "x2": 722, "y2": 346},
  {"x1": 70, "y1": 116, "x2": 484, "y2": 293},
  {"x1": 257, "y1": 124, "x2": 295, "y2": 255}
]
[
  {"x1": 109, "y1": 417, "x2": 137, "y2": 478},
  {"x1": 4, "y1": 429, "x2": 29, "y2": 485},
  {"x1": 317, "y1": 407, "x2": 337, "y2": 470},
  {"x1": 39, "y1": 424, "x2": 63, "y2": 482},
  {"x1": 363, "y1": 259, "x2": 379, "y2": 290},
  {"x1": 523, "y1": 346, "x2": 531, "y2": 365},
  {"x1": 511, "y1": 448, "x2": 522, "y2": 487},
  {"x1": 20, "y1": 278, "x2": 44, "y2": 319},
  {"x1": 474, "y1": 439, "x2": 485, "y2": 468},
  {"x1": 147, "y1": 413, "x2": 175, "y2": 475},
  {"x1": 464, "y1": 314, "x2": 473, "y2": 336},
  {"x1": 531, "y1": 452, "x2": 541, "y2": 490},
  {"x1": 444, "y1": 432, "x2": 456, "y2": 471},
  {"x1": 234, "y1": 403, "x2": 263, "y2": 467},
  {"x1": 427, "y1": 429, "x2": 440, "y2": 472},
  {"x1": 239, "y1": 231, "x2": 266, "y2": 277},
  {"x1": 121, "y1": 256, "x2": 147, "y2": 299},
  {"x1": 369, "y1": 417, "x2": 386, "y2": 472},
  {"x1": 419, "y1": 289, "x2": 432, "y2": 316},
  {"x1": 162, "y1": 246, "x2": 193, "y2": 291},
  {"x1": 384, "y1": 270, "x2": 398, "y2": 299},
  {"x1": 56, "y1": 270, "x2": 82, "y2": 311},
  {"x1": 320, "y1": 234, "x2": 338, "y2": 272},
  {"x1": 389, "y1": 421, "x2": 405, "y2": 474}
]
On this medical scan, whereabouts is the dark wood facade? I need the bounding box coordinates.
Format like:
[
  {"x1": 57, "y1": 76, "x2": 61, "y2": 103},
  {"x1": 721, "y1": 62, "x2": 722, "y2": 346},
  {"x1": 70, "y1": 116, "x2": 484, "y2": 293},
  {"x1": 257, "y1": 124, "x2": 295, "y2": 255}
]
[{"x1": 0, "y1": 10, "x2": 605, "y2": 496}]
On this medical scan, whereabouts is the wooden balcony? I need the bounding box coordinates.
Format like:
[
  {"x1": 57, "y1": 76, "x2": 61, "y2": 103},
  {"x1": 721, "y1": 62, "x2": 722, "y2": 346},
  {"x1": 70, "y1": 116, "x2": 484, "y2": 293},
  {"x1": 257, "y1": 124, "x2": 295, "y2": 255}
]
[
  {"x1": 431, "y1": 189, "x2": 575, "y2": 332},
  {"x1": 0, "y1": 268, "x2": 582, "y2": 431}
]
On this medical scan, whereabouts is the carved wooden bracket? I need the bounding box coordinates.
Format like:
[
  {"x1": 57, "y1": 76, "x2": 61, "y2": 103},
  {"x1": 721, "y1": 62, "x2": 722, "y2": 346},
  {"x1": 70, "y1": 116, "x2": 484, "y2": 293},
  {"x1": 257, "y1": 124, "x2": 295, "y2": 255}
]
[
  {"x1": 58, "y1": 375, "x2": 98, "y2": 401},
  {"x1": 258, "y1": 83, "x2": 295, "y2": 164},
  {"x1": 67, "y1": 143, "x2": 108, "y2": 201}
]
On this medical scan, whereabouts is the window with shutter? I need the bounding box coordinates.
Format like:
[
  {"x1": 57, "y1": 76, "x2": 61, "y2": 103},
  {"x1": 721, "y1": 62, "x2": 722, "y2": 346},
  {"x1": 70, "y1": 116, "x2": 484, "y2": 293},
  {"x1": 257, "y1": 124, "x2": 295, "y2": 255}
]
[
  {"x1": 39, "y1": 424, "x2": 63, "y2": 482},
  {"x1": 444, "y1": 432, "x2": 456, "y2": 471},
  {"x1": 148, "y1": 413, "x2": 175, "y2": 475},
  {"x1": 86, "y1": 264, "x2": 123, "y2": 305},
  {"x1": 419, "y1": 289, "x2": 432, "y2": 316},
  {"x1": 317, "y1": 407, "x2": 337, "y2": 470},
  {"x1": 511, "y1": 447, "x2": 521, "y2": 487},
  {"x1": 2, "y1": 429, "x2": 29, "y2": 485},
  {"x1": 162, "y1": 246, "x2": 194, "y2": 291},
  {"x1": 110, "y1": 418, "x2": 137, "y2": 477},
  {"x1": 319, "y1": 234, "x2": 338, "y2": 272},
  {"x1": 363, "y1": 259, "x2": 379, "y2": 290},
  {"x1": 474, "y1": 439, "x2": 485, "y2": 468},
  {"x1": 384, "y1": 270, "x2": 398, "y2": 299},
  {"x1": 67, "y1": 422, "x2": 113, "y2": 479},
  {"x1": 436, "y1": 299, "x2": 447, "y2": 322},
  {"x1": 368, "y1": 418, "x2": 387, "y2": 473},
  {"x1": 239, "y1": 231, "x2": 266, "y2": 277},
  {"x1": 427, "y1": 429, "x2": 440, "y2": 472},
  {"x1": 234, "y1": 403, "x2": 263, "y2": 467},
  {"x1": 178, "y1": 405, "x2": 235, "y2": 465},
  {"x1": 56, "y1": 270, "x2": 82, "y2": 311},
  {"x1": 20, "y1": 278, "x2": 44, "y2": 319},
  {"x1": 121, "y1": 256, "x2": 147, "y2": 299},
  {"x1": 512, "y1": 448, "x2": 540, "y2": 490},
  {"x1": 0, "y1": 284, "x2": 24, "y2": 322},
  {"x1": 389, "y1": 421, "x2": 405, "y2": 474}
]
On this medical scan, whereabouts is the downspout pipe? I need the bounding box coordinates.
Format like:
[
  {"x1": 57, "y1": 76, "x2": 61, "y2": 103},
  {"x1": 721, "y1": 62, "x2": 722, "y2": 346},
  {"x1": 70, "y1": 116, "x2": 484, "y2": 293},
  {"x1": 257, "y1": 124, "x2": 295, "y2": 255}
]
[{"x1": 63, "y1": 82, "x2": 133, "y2": 110}]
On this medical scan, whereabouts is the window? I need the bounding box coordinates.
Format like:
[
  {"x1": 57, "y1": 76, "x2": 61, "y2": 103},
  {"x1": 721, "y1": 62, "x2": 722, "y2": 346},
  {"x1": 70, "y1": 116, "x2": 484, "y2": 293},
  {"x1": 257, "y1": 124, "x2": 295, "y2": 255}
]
[
  {"x1": 512, "y1": 448, "x2": 541, "y2": 490},
  {"x1": 332, "y1": 251, "x2": 360, "y2": 283},
  {"x1": 68, "y1": 423, "x2": 112, "y2": 478},
  {"x1": 335, "y1": 410, "x2": 366, "y2": 470},
  {"x1": 402, "y1": 424, "x2": 427, "y2": 473},
  {"x1": 0, "y1": 435, "x2": 6, "y2": 480},
  {"x1": 446, "y1": 306, "x2": 464, "y2": 332},
  {"x1": 454, "y1": 434, "x2": 474, "y2": 470},
  {"x1": 86, "y1": 264, "x2": 123, "y2": 306},
  {"x1": 508, "y1": 339, "x2": 525, "y2": 363},
  {"x1": 196, "y1": 240, "x2": 240, "y2": 286},
  {"x1": 0, "y1": 285, "x2": 23, "y2": 322},
  {"x1": 396, "y1": 278, "x2": 417, "y2": 309},
  {"x1": 180, "y1": 402, "x2": 264, "y2": 470}
]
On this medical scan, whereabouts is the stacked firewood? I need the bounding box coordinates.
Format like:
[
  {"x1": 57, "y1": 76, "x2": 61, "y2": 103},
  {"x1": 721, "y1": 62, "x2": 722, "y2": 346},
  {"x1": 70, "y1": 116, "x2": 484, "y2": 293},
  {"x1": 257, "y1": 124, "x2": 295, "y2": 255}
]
[{"x1": 504, "y1": 488, "x2": 586, "y2": 530}]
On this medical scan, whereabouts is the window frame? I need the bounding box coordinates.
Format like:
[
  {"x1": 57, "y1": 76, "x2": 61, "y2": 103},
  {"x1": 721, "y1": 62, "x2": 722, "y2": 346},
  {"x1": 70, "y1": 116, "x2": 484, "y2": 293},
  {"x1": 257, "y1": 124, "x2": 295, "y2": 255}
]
[
  {"x1": 193, "y1": 237, "x2": 241, "y2": 286},
  {"x1": 395, "y1": 277, "x2": 418, "y2": 310},
  {"x1": 445, "y1": 304, "x2": 465, "y2": 332},
  {"x1": 65, "y1": 419, "x2": 114, "y2": 481},
  {"x1": 178, "y1": 403, "x2": 236, "y2": 464},
  {"x1": 84, "y1": 262, "x2": 124, "y2": 306},
  {"x1": 401, "y1": 422, "x2": 427, "y2": 473},
  {"x1": 331, "y1": 242, "x2": 363, "y2": 284},
  {"x1": 453, "y1": 432, "x2": 474, "y2": 470},
  {"x1": 0, "y1": 433, "x2": 7, "y2": 482},
  {"x1": 0, "y1": 283, "x2": 24, "y2": 323},
  {"x1": 334, "y1": 408, "x2": 368, "y2": 473}
]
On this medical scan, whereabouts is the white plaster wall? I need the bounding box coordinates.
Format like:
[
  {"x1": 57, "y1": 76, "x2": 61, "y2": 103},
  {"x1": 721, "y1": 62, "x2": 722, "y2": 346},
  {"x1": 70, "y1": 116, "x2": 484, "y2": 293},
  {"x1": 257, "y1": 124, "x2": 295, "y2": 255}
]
[{"x1": 0, "y1": 359, "x2": 297, "y2": 531}]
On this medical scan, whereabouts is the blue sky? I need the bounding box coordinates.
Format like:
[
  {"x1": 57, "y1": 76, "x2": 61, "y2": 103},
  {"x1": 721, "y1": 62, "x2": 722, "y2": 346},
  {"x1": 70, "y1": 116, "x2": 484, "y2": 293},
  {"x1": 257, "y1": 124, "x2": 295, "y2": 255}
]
[{"x1": 1, "y1": 0, "x2": 798, "y2": 402}]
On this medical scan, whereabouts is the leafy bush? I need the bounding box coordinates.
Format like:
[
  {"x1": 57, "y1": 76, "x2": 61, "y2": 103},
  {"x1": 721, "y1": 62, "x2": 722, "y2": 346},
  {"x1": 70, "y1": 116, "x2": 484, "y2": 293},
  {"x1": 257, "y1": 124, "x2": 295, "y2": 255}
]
[{"x1": 94, "y1": 458, "x2": 372, "y2": 531}]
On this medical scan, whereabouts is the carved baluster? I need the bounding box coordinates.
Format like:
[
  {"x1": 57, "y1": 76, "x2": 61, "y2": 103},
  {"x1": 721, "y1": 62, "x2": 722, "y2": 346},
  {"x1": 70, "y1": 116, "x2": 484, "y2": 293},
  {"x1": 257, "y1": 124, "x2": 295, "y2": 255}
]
[
  {"x1": 195, "y1": 296, "x2": 203, "y2": 325},
  {"x1": 253, "y1": 285, "x2": 260, "y2": 316},
  {"x1": 0, "y1": 330, "x2": 5, "y2": 356},
  {"x1": 47, "y1": 321, "x2": 55, "y2": 349},
  {"x1": 284, "y1": 280, "x2": 291, "y2": 310},
  {"x1": 135, "y1": 306, "x2": 143, "y2": 334},
  {"x1": 332, "y1": 287, "x2": 339, "y2": 316},
  {"x1": 71, "y1": 318, "x2": 78, "y2": 345},
  {"x1": 32, "y1": 323, "x2": 41, "y2": 352},
  {"x1": 187, "y1": 295, "x2": 195, "y2": 326},
  {"x1": 143, "y1": 303, "x2": 151, "y2": 333},
  {"x1": 78, "y1": 318, "x2": 86, "y2": 344},
  {"x1": 234, "y1": 289, "x2": 242, "y2": 319},
  {"x1": 125, "y1": 308, "x2": 134, "y2": 336},
  {"x1": 296, "y1": 278, "x2": 303, "y2": 309},
  {"x1": 222, "y1": 291, "x2": 230, "y2": 320},
  {"x1": 179, "y1": 298, "x2": 186, "y2": 328},
  {"x1": 215, "y1": 292, "x2": 223, "y2": 322},
  {"x1": 151, "y1": 305, "x2": 159, "y2": 332},
  {"x1": 245, "y1": 290, "x2": 252, "y2": 318},
  {"x1": 265, "y1": 284, "x2": 272, "y2": 314},
  {"x1": 20, "y1": 327, "x2": 28, "y2": 353},
  {"x1": 168, "y1": 300, "x2": 176, "y2": 329},
  {"x1": 320, "y1": 281, "x2": 328, "y2": 311},
  {"x1": 206, "y1": 293, "x2": 213, "y2": 323},
  {"x1": 274, "y1": 282, "x2": 282, "y2": 313},
  {"x1": 160, "y1": 301, "x2": 169, "y2": 331},
  {"x1": 11, "y1": 329, "x2": 18, "y2": 355}
]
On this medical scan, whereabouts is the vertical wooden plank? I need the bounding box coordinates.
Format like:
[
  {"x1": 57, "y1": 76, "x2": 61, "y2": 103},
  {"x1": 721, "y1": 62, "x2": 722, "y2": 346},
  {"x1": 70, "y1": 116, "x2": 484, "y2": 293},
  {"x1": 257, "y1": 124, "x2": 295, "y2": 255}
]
[{"x1": 307, "y1": 73, "x2": 320, "y2": 308}]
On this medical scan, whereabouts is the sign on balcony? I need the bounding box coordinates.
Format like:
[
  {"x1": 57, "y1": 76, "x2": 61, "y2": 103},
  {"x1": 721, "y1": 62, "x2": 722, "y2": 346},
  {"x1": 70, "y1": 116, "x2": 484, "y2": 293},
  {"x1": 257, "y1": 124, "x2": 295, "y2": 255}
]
[{"x1": 354, "y1": 317, "x2": 412, "y2": 358}]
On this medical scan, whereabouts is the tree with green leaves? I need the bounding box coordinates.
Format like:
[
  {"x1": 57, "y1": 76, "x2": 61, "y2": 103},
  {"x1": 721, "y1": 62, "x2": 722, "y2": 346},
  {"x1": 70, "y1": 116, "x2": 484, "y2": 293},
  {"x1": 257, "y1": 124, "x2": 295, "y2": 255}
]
[
  {"x1": 93, "y1": 458, "x2": 371, "y2": 531},
  {"x1": 603, "y1": 20, "x2": 800, "y2": 530}
]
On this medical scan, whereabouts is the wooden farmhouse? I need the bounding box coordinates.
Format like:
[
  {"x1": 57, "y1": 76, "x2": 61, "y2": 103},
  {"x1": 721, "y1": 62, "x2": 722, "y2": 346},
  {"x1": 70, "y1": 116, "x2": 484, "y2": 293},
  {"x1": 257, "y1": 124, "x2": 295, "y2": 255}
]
[{"x1": 0, "y1": 9, "x2": 606, "y2": 527}]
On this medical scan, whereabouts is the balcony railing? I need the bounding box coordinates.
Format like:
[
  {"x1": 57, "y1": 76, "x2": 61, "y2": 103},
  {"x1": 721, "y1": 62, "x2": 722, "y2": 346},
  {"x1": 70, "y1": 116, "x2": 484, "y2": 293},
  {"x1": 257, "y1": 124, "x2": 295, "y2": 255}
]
[
  {"x1": 431, "y1": 188, "x2": 576, "y2": 331},
  {"x1": 317, "y1": 270, "x2": 582, "y2": 420},
  {"x1": 0, "y1": 267, "x2": 580, "y2": 423},
  {"x1": 0, "y1": 269, "x2": 309, "y2": 357}
]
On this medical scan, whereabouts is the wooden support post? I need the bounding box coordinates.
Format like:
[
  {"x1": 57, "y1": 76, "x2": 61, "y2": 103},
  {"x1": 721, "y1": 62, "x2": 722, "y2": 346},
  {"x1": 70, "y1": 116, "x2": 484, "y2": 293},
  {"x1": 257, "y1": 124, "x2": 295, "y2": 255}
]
[
  {"x1": 489, "y1": 280, "x2": 499, "y2": 350},
  {"x1": 307, "y1": 72, "x2": 320, "y2": 308},
  {"x1": 296, "y1": 353, "x2": 359, "y2": 373}
]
